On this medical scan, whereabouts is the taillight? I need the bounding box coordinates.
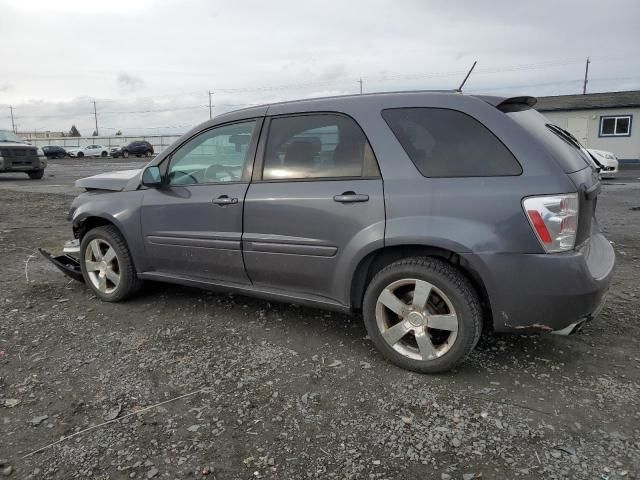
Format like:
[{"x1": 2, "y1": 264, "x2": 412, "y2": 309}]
[{"x1": 523, "y1": 193, "x2": 579, "y2": 253}]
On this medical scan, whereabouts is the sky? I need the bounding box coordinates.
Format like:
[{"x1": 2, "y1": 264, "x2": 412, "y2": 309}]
[{"x1": 1, "y1": 0, "x2": 639, "y2": 136}]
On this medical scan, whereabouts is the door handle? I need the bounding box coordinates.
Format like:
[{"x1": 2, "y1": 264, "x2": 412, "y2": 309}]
[
  {"x1": 212, "y1": 195, "x2": 238, "y2": 206},
  {"x1": 333, "y1": 191, "x2": 369, "y2": 203}
]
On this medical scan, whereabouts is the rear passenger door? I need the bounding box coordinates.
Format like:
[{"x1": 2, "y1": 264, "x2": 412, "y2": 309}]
[{"x1": 242, "y1": 113, "x2": 385, "y2": 305}]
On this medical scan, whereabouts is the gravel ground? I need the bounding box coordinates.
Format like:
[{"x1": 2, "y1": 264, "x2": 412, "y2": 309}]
[{"x1": 1, "y1": 161, "x2": 639, "y2": 479}]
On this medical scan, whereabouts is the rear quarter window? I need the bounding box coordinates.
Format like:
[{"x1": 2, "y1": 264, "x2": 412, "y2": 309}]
[
  {"x1": 507, "y1": 109, "x2": 589, "y2": 173},
  {"x1": 382, "y1": 107, "x2": 522, "y2": 178}
]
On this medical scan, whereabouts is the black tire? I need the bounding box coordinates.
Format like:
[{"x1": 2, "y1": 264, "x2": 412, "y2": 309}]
[
  {"x1": 57, "y1": 153, "x2": 65, "y2": 159},
  {"x1": 145, "y1": 150, "x2": 152, "y2": 157},
  {"x1": 80, "y1": 225, "x2": 141, "y2": 302},
  {"x1": 362, "y1": 257, "x2": 482, "y2": 373},
  {"x1": 28, "y1": 169, "x2": 45, "y2": 180},
  {"x1": 101, "y1": 151, "x2": 108, "y2": 157},
  {"x1": 77, "y1": 152, "x2": 84, "y2": 158},
  {"x1": 123, "y1": 150, "x2": 129, "y2": 158}
]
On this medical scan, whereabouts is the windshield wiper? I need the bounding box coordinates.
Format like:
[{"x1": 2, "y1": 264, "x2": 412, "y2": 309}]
[{"x1": 546, "y1": 124, "x2": 603, "y2": 172}]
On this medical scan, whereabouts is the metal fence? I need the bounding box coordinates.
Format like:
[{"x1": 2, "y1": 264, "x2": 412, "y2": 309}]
[{"x1": 22, "y1": 134, "x2": 183, "y2": 154}]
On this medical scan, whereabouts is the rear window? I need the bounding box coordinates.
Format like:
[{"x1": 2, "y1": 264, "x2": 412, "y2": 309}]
[
  {"x1": 382, "y1": 108, "x2": 522, "y2": 178},
  {"x1": 508, "y1": 109, "x2": 589, "y2": 173}
]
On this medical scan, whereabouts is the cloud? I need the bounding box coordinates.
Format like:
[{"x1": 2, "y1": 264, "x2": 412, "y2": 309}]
[
  {"x1": 117, "y1": 73, "x2": 145, "y2": 93},
  {"x1": 1, "y1": 0, "x2": 639, "y2": 133}
]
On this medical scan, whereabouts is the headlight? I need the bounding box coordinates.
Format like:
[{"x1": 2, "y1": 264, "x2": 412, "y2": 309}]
[{"x1": 37, "y1": 147, "x2": 44, "y2": 156}]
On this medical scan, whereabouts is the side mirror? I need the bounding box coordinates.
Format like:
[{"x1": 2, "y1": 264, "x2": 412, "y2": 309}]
[{"x1": 141, "y1": 166, "x2": 163, "y2": 188}]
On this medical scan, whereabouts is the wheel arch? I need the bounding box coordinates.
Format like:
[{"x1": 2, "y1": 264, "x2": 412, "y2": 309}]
[
  {"x1": 349, "y1": 244, "x2": 493, "y2": 325},
  {"x1": 73, "y1": 214, "x2": 141, "y2": 272}
]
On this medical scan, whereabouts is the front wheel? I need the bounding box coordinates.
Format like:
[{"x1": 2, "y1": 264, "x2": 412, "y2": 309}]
[
  {"x1": 122, "y1": 150, "x2": 129, "y2": 158},
  {"x1": 362, "y1": 257, "x2": 482, "y2": 373},
  {"x1": 77, "y1": 152, "x2": 84, "y2": 158},
  {"x1": 28, "y1": 169, "x2": 45, "y2": 180},
  {"x1": 80, "y1": 225, "x2": 141, "y2": 302}
]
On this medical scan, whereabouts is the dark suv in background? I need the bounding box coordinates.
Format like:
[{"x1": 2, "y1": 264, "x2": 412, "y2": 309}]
[
  {"x1": 42, "y1": 145, "x2": 66, "y2": 159},
  {"x1": 110, "y1": 140, "x2": 154, "y2": 158},
  {"x1": 43, "y1": 91, "x2": 614, "y2": 373}
]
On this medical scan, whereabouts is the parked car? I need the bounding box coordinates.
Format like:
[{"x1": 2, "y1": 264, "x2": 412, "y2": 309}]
[
  {"x1": 41, "y1": 91, "x2": 614, "y2": 373},
  {"x1": 67, "y1": 144, "x2": 109, "y2": 158},
  {"x1": 110, "y1": 141, "x2": 154, "y2": 158},
  {"x1": 0, "y1": 130, "x2": 47, "y2": 179},
  {"x1": 588, "y1": 149, "x2": 619, "y2": 178},
  {"x1": 42, "y1": 145, "x2": 66, "y2": 159}
]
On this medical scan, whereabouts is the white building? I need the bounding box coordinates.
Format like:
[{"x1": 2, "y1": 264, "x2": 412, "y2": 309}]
[{"x1": 536, "y1": 90, "x2": 640, "y2": 163}]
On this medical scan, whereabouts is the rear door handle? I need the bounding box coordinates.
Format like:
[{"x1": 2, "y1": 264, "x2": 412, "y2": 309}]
[
  {"x1": 333, "y1": 191, "x2": 369, "y2": 203},
  {"x1": 212, "y1": 195, "x2": 238, "y2": 206}
]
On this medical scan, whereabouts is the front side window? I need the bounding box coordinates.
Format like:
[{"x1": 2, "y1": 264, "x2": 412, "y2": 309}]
[
  {"x1": 600, "y1": 115, "x2": 632, "y2": 137},
  {"x1": 382, "y1": 108, "x2": 522, "y2": 178},
  {"x1": 168, "y1": 120, "x2": 257, "y2": 185},
  {"x1": 262, "y1": 114, "x2": 379, "y2": 180}
]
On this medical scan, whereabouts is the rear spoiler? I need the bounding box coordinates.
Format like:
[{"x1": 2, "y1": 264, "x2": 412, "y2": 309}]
[{"x1": 476, "y1": 95, "x2": 538, "y2": 113}]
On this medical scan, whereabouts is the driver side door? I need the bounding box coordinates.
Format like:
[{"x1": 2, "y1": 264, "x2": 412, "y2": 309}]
[{"x1": 140, "y1": 118, "x2": 262, "y2": 283}]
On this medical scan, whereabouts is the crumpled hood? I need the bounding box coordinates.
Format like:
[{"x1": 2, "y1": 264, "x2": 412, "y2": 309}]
[{"x1": 75, "y1": 169, "x2": 141, "y2": 191}]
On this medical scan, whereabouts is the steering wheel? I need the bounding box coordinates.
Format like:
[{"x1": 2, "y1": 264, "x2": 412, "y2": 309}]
[
  {"x1": 205, "y1": 164, "x2": 238, "y2": 181},
  {"x1": 170, "y1": 170, "x2": 199, "y2": 185}
]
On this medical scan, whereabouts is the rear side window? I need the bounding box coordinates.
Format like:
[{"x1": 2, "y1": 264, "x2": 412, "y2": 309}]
[
  {"x1": 262, "y1": 114, "x2": 379, "y2": 180},
  {"x1": 508, "y1": 109, "x2": 588, "y2": 173},
  {"x1": 382, "y1": 108, "x2": 522, "y2": 177}
]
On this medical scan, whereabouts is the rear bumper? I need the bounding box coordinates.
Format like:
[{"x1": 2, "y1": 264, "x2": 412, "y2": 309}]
[{"x1": 464, "y1": 232, "x2": 615, "y2": 333}]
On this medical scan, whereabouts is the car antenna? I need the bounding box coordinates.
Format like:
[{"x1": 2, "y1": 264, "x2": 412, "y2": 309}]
[{"x1": 456, "y1": 61, "x2": 477, "y2": 92}]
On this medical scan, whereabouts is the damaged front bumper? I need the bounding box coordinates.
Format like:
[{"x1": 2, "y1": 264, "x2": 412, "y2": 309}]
[{"x1": 39, "y1": 239, "x2": 84, "y2": 282}]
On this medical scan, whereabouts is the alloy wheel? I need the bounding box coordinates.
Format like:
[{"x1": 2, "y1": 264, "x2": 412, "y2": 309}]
[
  {"x1": 84, "y1": 238, "x2": 120, "y2": 294},
  {"x1": 375, "y1": 278, "x2": 459, "y2": 361}
]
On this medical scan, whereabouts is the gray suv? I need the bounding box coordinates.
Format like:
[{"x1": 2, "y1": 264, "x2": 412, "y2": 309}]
[{"x1": 43, "y1": 91, "x2": 614, "y2": 373}]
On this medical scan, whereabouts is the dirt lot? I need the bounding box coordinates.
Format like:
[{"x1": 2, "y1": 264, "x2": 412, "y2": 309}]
[{"x1": 1, "y1": 160, "x2": 639, "y2": 479}]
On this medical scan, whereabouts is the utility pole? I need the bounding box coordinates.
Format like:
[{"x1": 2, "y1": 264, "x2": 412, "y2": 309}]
[
  {"x1": 358, "y1": 78, "x2": 363, "y2": 95},
  {"x1": 457, "y1": 61, "x2": 477, "y2": 92},
  {"x1": 9, "y1": 105, "x2": 16, "y2": 133},
  {"x1": 91, "y1": 99, "x2": 99, "y2": 136},
  {"x1": 582, "y1": 57, "x2": 590, "y2": 95},
  {"x1": 208, "y1": 90, "x2": 213, "y2": 119}
]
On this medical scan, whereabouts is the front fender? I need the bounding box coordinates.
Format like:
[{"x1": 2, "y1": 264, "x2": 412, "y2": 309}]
[{"x1": 71, "y1": 190, "x2": 145, "y2": 269}]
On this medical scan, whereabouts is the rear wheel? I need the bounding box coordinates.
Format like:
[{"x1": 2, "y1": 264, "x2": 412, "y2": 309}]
[
  {"x1": 57, "y1": 153, "x2": 65, "y2": 159},
  {"x1": 80, "y1": 225, "x2": 141, "y2": 302},
  {"x1": 123, "y1": 150, "x2": 129, "y2": 158},
  {"x1": 28, "y1": 169, "x2": 44, "y2": 180},
  {"x1": 101, "y1": 151, "x2": 108, "y2": 157},
  {"x1": 145, "y1": 150, "x2": 152, "y2": 157},
  {"x1": 362, "y1": 257, "x2": 482, "y2": 373}
]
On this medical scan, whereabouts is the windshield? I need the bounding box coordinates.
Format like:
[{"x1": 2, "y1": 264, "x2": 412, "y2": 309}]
[{"x1": 0, "y1": 130, "x2": 25, "y2": 143}]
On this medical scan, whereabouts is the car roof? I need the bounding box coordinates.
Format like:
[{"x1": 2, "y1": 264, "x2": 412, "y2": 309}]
[{"x1": 209, "y1": 90, "x2": 517, "y2": 123}]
